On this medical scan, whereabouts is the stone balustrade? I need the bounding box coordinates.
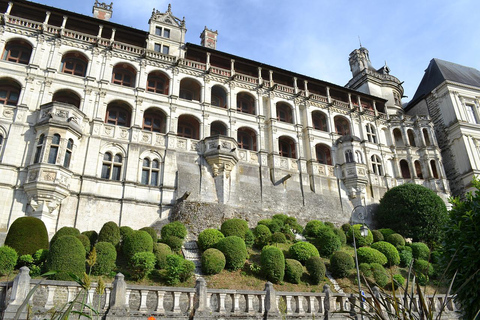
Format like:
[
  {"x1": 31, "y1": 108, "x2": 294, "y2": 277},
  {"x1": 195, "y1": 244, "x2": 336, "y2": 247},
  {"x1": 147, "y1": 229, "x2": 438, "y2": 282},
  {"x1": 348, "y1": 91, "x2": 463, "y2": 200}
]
[{"x1": 0, "y1": 267, "x2": 460, "y2": 320}]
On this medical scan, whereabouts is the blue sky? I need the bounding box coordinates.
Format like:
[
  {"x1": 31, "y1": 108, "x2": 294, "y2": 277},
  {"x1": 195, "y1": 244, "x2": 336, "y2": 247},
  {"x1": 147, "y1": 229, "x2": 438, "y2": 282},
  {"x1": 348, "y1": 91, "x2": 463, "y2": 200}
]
[{"x1": 32, "y1": 0, "x2": 480, "y2": 103}]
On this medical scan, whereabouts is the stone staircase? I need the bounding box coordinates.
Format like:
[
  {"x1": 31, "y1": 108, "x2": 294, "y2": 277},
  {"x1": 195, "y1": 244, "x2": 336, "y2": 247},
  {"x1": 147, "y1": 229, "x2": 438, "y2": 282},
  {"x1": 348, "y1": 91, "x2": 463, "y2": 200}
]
[{"x1": 182, "y1": 240, "x2": 202, "y2": 276}]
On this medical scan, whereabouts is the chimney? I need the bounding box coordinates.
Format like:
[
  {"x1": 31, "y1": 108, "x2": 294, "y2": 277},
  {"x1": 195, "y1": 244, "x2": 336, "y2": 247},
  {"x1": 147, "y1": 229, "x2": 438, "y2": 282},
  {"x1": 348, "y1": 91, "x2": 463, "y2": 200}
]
[
  {"x1": 200, "y1": 27, "x2": 218, "y2": 50},
  {"x1": 93, "y1": 0, "x2": 113, "y2": 21}
]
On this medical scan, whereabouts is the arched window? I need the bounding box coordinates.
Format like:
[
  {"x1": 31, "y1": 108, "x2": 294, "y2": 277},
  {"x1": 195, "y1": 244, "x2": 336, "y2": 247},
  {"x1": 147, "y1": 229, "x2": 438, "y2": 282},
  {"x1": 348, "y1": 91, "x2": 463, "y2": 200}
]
[
  {"x1": 315, "y1": 144, "x2": 332, "y2": 165},
  {"x1": 371, "y1": 155, "x2": 383, "y2": 175},
  {"x1": 102, "y1": 152, "x2": 122, "y2": 180},
  {"x1": 393, "y1": 128, "x2": 404, "y2": 147},
  {"x1": 312, "y1": 111, "x2": 328, "y2": 131},
  {"x1": 400, "y1": 159, "x2": 411, "y2": 179},
  {"x1": 334, "y1": 116, "x2": 350, "y2": 136},
  {"x1": 366, "y1": 124, "x2": 377, "y2": 143},
  {"x1": 177, "y1": 114, "x2": 200, "y2": 139},
  {"x1": 61, "y1": 52, "x2": 88, "y2": 77},
  {"x1": 211, "y1": 85, "x2": 227, "y2": 108},
  {"x1": 112, "y1": 64, "x2": 136, "y2": 87},
  {"x1": 237, "y1": 92, "x2": 255, "y2": 115},
  {"x1": 105, "y1": 102, "x2": 131, "y2": 127},
  {"x1": 414, "y1": 160, "x2": 423, "y2": 179},
  {"x1": 141, "y1": 158, "x2": 160, "y2": 186},
  {"x1": 34, "y1": 134, "x2": 44, "y2": 164},
  {"x1": 210, "y1": 121, "x2": 227, "y2": 136},
  {"x1": 278, "y1": 136, "x2": 296, "y2": 158},
  {"x1": 423, "y1": 129, "x2": 431, "y2": 146},
  {"x1": 407, "y1": 129, "x2": 416, "y2": 147},
  {"x1": 2, "y1": 39, "x2": 32, "y2": 64},
  {"x1": 179, "y1": 78, "x2": 201, "y2": 101},
  {"x1": 64, "y1": 138, "x2": 73, "y2": 168},
  {"x1": 48, "y1": 134, "x2": 60, "y2": 164},
  {"x1": 276, "y1": 102, "x2": 293, "y2": 123},
  {"x1": 0, "y1": 78, "x2": 21, "y2": 106},
  {"x1": 430, "y1": 160, "x2": 439, "y2": 179},
  {"x1": 143, "y1": 109, "x2": 166, "y2": 133},
  {"x1": 147, "y1": 71, "x2": 169, "y2": 95},
  {"x1": 345, "y1": 150, "x2": 354, "y2": 163},
  {"x1": 52, "y1": 89, "x2": 81, "y2": 108},
  {"x1": 237, "y1": 127, "x2": 257, "y2": 151}
]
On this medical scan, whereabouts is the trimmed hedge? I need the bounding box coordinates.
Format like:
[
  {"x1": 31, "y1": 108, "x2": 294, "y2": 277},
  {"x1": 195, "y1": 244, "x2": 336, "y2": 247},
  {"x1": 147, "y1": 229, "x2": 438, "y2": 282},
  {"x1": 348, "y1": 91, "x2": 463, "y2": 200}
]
[
  {"x1": 198, "y1": 229, "x2": 225, "y2": 251},
  {"x1": 5, "y1": 217, "x2": 49, "y2": 256},
  {"x1": 140, "y1": 227, "x2": 158, "y2": 243},
  {"x1": 92, "y1": 241, "x2": 117, "y2": 276},
  {"x1": 119, "y1": 226, "x2": 134, "y2": 242},
  {"x1": 271, "y1": 232, "x2": 286, "y2": 244},
  {"x1": 76, "y1": 234, "x2": 91, "y2": 254},
  {"x1": 245, "y1": 229, "x2": 255, "y2": 248},
  {"x1": 288, "y1": 242, "x2": 320, "y2": 264},
  {"x1": 378, "y1": 228, "x2": 396, "y2": 239},
  {"x1": 410, "y1": 242, "x2": 430, "y2": 260},
  {"x1": 356, "y1": 247, "x2": 388, "y2": 265},
  {"x1": 372, "y1": 230, "x2": 384, "y2": 243},
  {"x1": 371, "y1": 263, "x2": 388, "y2": 287},
  {"x1": 153, "y1": 243, "x2": 172, "y2": 269},
  {"x1": 386, "y1": 233, "x2": 405, "y2": 248},
  {"x1": 306, "y1": 256, "x2": 326, "y2": 285},
  {"x1": 413, "y1": 259, "x2": 434, "y2": 276},
  {"x1": 304, "y1": 220, "x2": 324, "y2": 237},
  {"x1": 98, "y1": 221, "x2": 121, "y2": 247},
  {"x1": 341, "y1": 223, "x2": 351, "y2": 233},
  {"x1": 129, "y1": 252, "x2": 156, "y2": 280},
  {"x1": 122, "y1": 230, "x2": 153, "y2": 259},
  {"x1": 399, "y1": 246, "x2": 413, "y2": 267},
  {"x1": 313, "y1": 227, "x2": 341, "y2": 257},
  {"x1": 165, "y1": 254, "x2": 195, "y2": 285},
  {"x1": 162, "y1": 236, "x2": 183, "y2": 253},
  {"x1": 324, "y1": 221, "x2": 335, "y2": 229},
  {"x1": 201, "y1": 248, "x2": 225, "y2": 275},
  {"x1": 330, "y1": 251, "x2": 354, "y2": 278},
  {"x1": 347, "y1": 224, "x2": 373, "y2": 247},
  {"x1": 254, "y1": 225, "x2": 271, "y2": 248},
  {"x1": 284, "y1": 259, "x2": 303, "y2": 284},
  {"x1": 393, "y1": 274, "x2": 405, "y2": 289},
  {"x1": 0, "y1": 246, "x2": 18, "y2": 276},
  {"x1": 220, "y1": 219, "x2": 249, "y2": 239},
  {"x1": 272, "y1": 214, "x2": 288, "y2": 224},
  {"x1": 359, "y1": 263, "x2": 372, "y2": 277},
  {"x1": 260, "y1": 246, "x2": 285, "y2": 283},
  {"x1": 371, "y1": 241, "x2": 400, "y2": 266},
  {"x1": 333, "y1": 228, "x2": 347, "y2": 245},
  {"x1": 47, "y1": 235, "x2": 86, "y2": 280},
  {"x1": 216, "y1": 236, "x2": 247, "y2": 270},
  {"x1": 161, "y1": 221, "x2": 187, "y2": 240},
  {"x1": 82, "y1": 231, "x2": 98, "y2": 249},
  {"x1": 50, "y1": 227, "x2": 80, "y2": 248}
]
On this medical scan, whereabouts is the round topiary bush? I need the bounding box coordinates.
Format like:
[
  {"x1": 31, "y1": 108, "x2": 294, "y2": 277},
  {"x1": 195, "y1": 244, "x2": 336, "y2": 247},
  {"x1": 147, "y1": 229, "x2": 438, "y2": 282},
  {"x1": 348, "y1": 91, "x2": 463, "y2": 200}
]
[
  {"x1": 245, "y1": 229, "x2": 255, "y2": 248},
  {"x1": 371, "y1": 241, "x2": 400, "y2": 266},
  {"x1": 92, "y1": 241, "x2": 117, "y2": 276},
  {"x1": 413, "y1": 259, "x2": 434, "y2": 276},
  {"x1": 359, "y1": 263, "x2": 372, "y2": 277},
  {"x1": 76, "y1": 234, "x2": 91, "y2": 254},
  {"x1": 47, "y1": 235, "x2": 86, "y2": 280},
  {"x1": 165, "y1": 254, "x2": 195, "y2": 285},
  {"x1": 201, "y1": 248, "x2": 225, "y2": 275},
  {"x1": 304, "y1": 220, "x2": 324, "y2": 237},
  {"x1": 398, "y1": 246, "x2": 413, "y2": 267},
  {"x1": 284, "y1": 259, "x2": 303, "y2": 284},
  {"x1": 50, "y1": 226, "x2": 80, "y2": 248},
  {"x1": 280, "y1": 225, "x2": 295, "y2": 241},
  {"x1": 260, "y1": 246, "x2": 285, "y2": 284},
  {"x1": 162, "y1": 236, "x2": 183, "y2": 253},
  {"x1": 266, "y1": 219, "x2": 283, "y2": 233},
  {"x1": 410, "y1": 242, "x2": 430, "y2": 260},
  {"x1": 129, "y1": 251, "x2": 156, "y2": 280},
  {"x1": 313, "y1": 227, "x2": 341, "y2": 257},
  {"x1": 378, "y1": 228, "x2": 396, "y2": 239},
  {"x1": 216, "y1": 236, "x2": 247, "y2": 270},
  {"x1": 139, "y1": 227, "x2": 158, "y2": 243},
  {"x1": 333, "y1": 228, "x2": 347, "y2": 245},
  {"x1": 271, "y1": 232, "x2": 286, "y2": 243},
  {"x1": 198, "y1": 229, "x2": 225, "y2": 251},
  {"x1": 98, "y1": 221, "x2": 121, "y2": 247},
  {"x1": 119, "y1": 226, "x2": 134, "y2": 242},
  {"x1": 372, "y1": 230, "x2": 384, "y2": 243},
  {"x1": 272, "y1": 214, "x2": 288, "y2": 224},
  {"x1": 356, "y1": 247, "x2": 388, "y2": 265},
  {"x1": 386, "y1": 233, "x2": 405, "y2": 248},
  {"x1": 393, "y1": 274, "x2": 405, "y2": 290},
  {"x1": 330, "y1": 251, "x2": 354, "y2": 278},
  {"x1": 288, "y1": 242, "x2": 320, "y2": 264},
  {"x1": 306, "y1": 256, "x2": 326, "y2": 285},
  {"x1": 0, "y1": 246, "x2": 18, "y2": 276},
  {"x1": 5, "y1": 217, "x2": 49, "y2": 256},
  {"x1": 375, "y1": 184, "x2": 448, "y2": 244},
  {"x1": 254, "y1": 225, "x2": 271, "y2": 248},
  {"x1": 220, "y1": 219, "x2": 249, "y2": 239},
  {"x1": 417, "y1": 273, "x2": 429, "y2": 286},
  {"x1": 122, "y1": 230, "x2": 153, "y2": 259},
  {"x1": 161, "y1": 221, "x2": 187, "y2": 240},
  {"x1": 81, "y1": 231, "x2": 98, "y2": 249},
  {"x1": 324, "y1": 221, "x2": 335, "y2": 229},
  {"x1": 341, "y1": 223, "x2": 351, "y2": 233},
  {"x1": 153, "y1": 243, "x2": 172, "y2": 269},
  {"x1": 347, "y1": 225, "x2": 373, "y2": 247},
  {"x1": 371, "y1": 263, "x2": 388, "y2": 287}
]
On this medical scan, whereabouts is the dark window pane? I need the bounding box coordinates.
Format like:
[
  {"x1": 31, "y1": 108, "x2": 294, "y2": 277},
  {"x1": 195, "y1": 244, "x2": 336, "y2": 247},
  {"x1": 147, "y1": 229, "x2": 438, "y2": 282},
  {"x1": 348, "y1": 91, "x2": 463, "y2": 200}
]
[
  {"x1": 112, "y1": 165, "x2": 121, "y2": 180},
  {"x1": 101, "y1": 164, "x2": 110, "y2": 179},
  {"x1": 141, "y1": 169, "x2": 149, "y2": 184},
  {"x1": 151, "y1": 171, "x2": 158, "y2": 186}
]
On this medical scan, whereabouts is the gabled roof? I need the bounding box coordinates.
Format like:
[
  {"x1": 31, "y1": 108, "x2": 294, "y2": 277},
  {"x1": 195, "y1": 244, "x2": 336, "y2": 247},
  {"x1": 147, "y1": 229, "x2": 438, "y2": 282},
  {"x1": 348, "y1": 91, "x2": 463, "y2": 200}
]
[{"x1": 407, "y1": 59, "x2": 480, "y2": 109}]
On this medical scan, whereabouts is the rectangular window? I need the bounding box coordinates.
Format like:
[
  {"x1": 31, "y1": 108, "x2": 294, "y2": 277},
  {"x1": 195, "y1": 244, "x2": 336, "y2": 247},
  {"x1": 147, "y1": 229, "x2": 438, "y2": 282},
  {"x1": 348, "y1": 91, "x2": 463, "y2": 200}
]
[
  {"x1": 112, "y1": 165, "x2": 121, "y2": 180},
  {"x1": 154, "y1": 43, "x2": 161, "y2": 52},
  {"x1": 162, "y1": 45, "x2": 169, "y2": 55},
  {"x1": 163, "y1": 28, "x2": 170, "y2": 38},
  {"x1": 155, "y1": 27, "x2": 162, "y2": 36},
  {"x1": 141, "y1": 169, "x2": 149, "y2": 185},
  {"x1": 466, "y1": 104, "x2": 478, "y2": 124},
  {"x1": 151, "y1": 171, "x2": 158, "y2": 186},
  {"x1": 64, "y1": 151, "x2": 72, "y2": 168},
  {"x1": 48, "y1": 147, "x2": 58, "y2": 164}
]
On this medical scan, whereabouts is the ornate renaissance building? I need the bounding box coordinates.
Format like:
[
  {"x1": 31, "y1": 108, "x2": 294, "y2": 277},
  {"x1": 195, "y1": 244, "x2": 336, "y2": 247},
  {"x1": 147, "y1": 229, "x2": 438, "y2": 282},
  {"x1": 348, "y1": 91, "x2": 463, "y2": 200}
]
[{"x1": 0, "y1": 0, "x2": 450, "y2": 236}]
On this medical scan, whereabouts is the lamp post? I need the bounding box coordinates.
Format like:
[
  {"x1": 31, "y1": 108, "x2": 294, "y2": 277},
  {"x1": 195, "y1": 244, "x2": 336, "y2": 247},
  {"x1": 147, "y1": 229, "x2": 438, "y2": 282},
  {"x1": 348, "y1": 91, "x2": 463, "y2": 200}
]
[{"x1": 351, "y1": 205, "x2": 368, "y2": 319}]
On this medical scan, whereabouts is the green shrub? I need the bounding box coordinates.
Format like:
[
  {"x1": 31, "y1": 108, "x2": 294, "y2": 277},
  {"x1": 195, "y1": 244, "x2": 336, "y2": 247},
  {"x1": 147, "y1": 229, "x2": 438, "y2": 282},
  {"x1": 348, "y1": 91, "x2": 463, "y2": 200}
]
[
  {"x1": 359, "y1": 263, "x2": 372, "y2": 277},
  {"x1": 216, "y1": 236, "x2": 247, "y2": 270},
  {"x1": 50, "y1": 227, "x2": 80, "y2": 248},
  {"x1": 0, "y1": 246, "x2": 18, "y2": 276},
  {"x1": 98, "y1": 221, "x2": 121, "y2": 247},
  {"x1": 260, "y1": 246, "x2": 285, "y2": 283},
  {"x1": 272, "y1": 214, "x2": 288, "y2": 224},
  {"x1": 284, "y1": 259, "x2": 303, "y2": 284},
  {"x1": 371, "y1": 241, "x2": 400, "y2": 266},
  {"x1": 201, "y1": 248, "x2": 225, "y2": 275},
  {"x1": 284, "y1": 216, "x2": 298, "y2": 227},
  {"x1": 76, "y1": 234, "x2": 91, "y2": 254},
  {"x1": 47, "y1": 235, "x2": 86, "y2": 280},
  {"x1": 324, "y1": 221, "x2": 335, "y2": 229},
  {"x1": 81, "y1": 231, "x2": 98, "y2": 249},
  {"x1": 92, "y1": 242, "x2": 117, "y2": 276},
  {"x1": 347, "y1": 224, "x2": 373, "y2": 247},
  {"x1": 333, "y1": 228, "x2": 346, "y2": 245},
  {"x1": 139, "y1": 227, "x2": 158, "y2": 243},
  {"x1": 162, "y1": 236, "x2": 183, "y2": 253},
  {"x1": 398, "y1": 246, "x2": 413, "y2": 267},
  {"x1": 288, "y1": 242, "x2": 320, "y2": 264},
  {"x1": 378, "y1": 228, "x2": 396, "y2": 239},
  {"x1": 161, "y1": 221, "x2": 187, "y2": 240},
  {"x1": 313, "y1": 227, "x2": 341, "y2": 257},
  {"x1": 372, "y1": 230, "x2": 384, "y2": 243},
  {"x1": 5, "y1": 217, "x2": 49, "y2": 256},
  {"x1": 129, "y1": 252, "x2": 156, "y2": 280},
  {"x1": 245, "y1": 229, "x2": 255, "y2": 248},
  {"x1": 254, "y1": 225, "x2": 271, "y2": 248},
  {"x1": 123, "y1": 230, "x2": 153, "y2": 259},
  {"x1": 281, "y1": 225, "x2": 295, "y2": 241},
  {"x1": 410, "y1": 242, "x2": 430, "y2": 260},
  {"x1": 393, "y1": 274, "x2": 405, "y2": 289},
  {"x1": 417, "y1": 273, "x2": 429, "y2": 286},
  {"x1": 165, "y1": 254, "x2": 194, "y2": 285},
  {"x1": 33, "y1": 249, "x2": 49, "y2": 264},
  {"x1": 306, "y1": 256, "x2": 326, "y2": 285},
  {"x1": 341, "y1": 223, "x2": 351, "y2": 233},
  {"x1": 266, "y1": 219, "x2": 283, "y2": 233},
  {"x1": 153, "y1": 243, "x2": 172, "y2": 269},
  {"x1": 330, "y1": 251, "x2": 354, "y2": 278},
  {"x1": 304, "y1": 220, "x2": 324, "y2": 237},
  {"x1": 413, "y1": 259, "x2": 434, "y2": 276},
  {"x1": 386, "y1": 233, "x2": 405, "y2": 248},
  {"x1": 17, "y1": 254, "x2": 34, "y2": 268},
  {"x1": 119, "y1": 226, "x2": 134, "y2": 242},
  {"x1": 271, "y1": 232, "x2": 286, "y2": 244},
  {"x1": 356, "y1": 247, "x2": 388, "y2": 265},
  {"x1": 371, "y1": 263, "x2": 388, "y2": 287},
  {"x1": 198, "y1": 229, "x2": 224, "y2": 251},
  {"x1": 220, "y1": 219, "x2": 249, "y2": 239}
]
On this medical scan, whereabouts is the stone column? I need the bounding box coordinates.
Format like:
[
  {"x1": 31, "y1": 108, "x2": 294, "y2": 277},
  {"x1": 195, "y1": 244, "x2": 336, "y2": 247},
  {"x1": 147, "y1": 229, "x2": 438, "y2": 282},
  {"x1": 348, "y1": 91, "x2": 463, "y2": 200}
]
[
  {"x1": 194, "y1": 277, "x2": 208, "y2": 318},
  {"x1": 105, "y1": 273, "x2": 128, "y2": 318},
  {"x1": 264, "y1": 282, "x2": 280, "y2": 319},
  {"x1": 4, "y1": 267, "x2": 31, "y2": 320}
]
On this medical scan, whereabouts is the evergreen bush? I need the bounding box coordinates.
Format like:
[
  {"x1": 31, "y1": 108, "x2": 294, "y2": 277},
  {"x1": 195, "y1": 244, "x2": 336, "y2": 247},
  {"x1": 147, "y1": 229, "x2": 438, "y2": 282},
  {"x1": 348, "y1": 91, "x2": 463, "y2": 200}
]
[
  {"x1": 347, "y1": 224, "x2": 373, "y2": 247},
  {"x1": 306, "y1": 256, "x2": 326, "y2": 285},
  {"x1": 76, "y1": 234, "x2": 91, "y2": 254},
  {"x1": 341, "y1": 223, "x2": 351, "y2": 233},
  {"x1": 271, "y1": 232, "x2": 286, "y2": 243},
  {"x1": 92, "y1": 241, "x2": 117, "y2": 276},
  {"x1": 304, "y1": 220, "x2": 324, "y2": 237},
  {"x1": 371, "y1": 241, "x2": 400, "y2": 266},
  {"x1": 372, "y1": 230, "x2": 384, "y2": 243},
  {"x1": 260, "y1": 246, "x2": 285, "y2": 283},
  {"x1": 398, "y1": 246, "x2": 413, "y2": 267},
  {"x1": 393, "y1": 274, "x2": 405, "y2": 289},
  {"x1": 162, "y1": 236, "x2": 183, "y2": 253},
  {"x1": 254, "y1": 225, "x2": 271, "y2": 248},
  {"x1": 5, "y1": 217, "x2": 49, "y2": 256},
  {"x1": 119, "y1": 226, "x2": 134, "y2": 242},
  {"x1": 330, "y1": 251, "x2": 354, "y2": 278},
  {"x1": 378, "y1": 228, "x2": 396, "y2": 239},
  {"x1": 140, "y1": 227, "x2": 158, "y2": 243},
  {"x1": 284, "y1": 259, "x2": 303, "y2": 284},
  {"x1": 201, "y1": 248, "x2": 225, "y2": 275},
  {"x1": 272, "y1": 214, "x2": 288, "y2": 224},
  {"x1": 50, "y1": 226, "x2": 80, "y2": 248},
  {"x1": 386, "y1": 233, "x2": 405, "y2": 248},
  {"x1": 266, "y1": 219, "x2": 283, "y2": 233},
  {"x1": 417, "y1": 273, "x2": 429, "y2": 286},
  {"x1": 17, "y1": 254, "x2": 33, "y2": 268},
  {"x1": 98, "y1": 221, "x2": 121, "y2": 247},
  {"x1": 288, "y1": 242, "x2": 320, "y2": 264},
  {"x1": 356, "y1": 247, "x2": 388, "y2": 265},
  {"x1": 198, "y1": 229, "x2": 225, "y2": 251},
  {"x1": 413, "y1": 259, "x2": 434, "y2": 276},
  {"x1": 0, "y1": 246, "x2": 18, "y2": 276},
  {"x1": 81, "y1": 231, "x2": 98, "y2": 249},
  {"x1": 129, "y1": 251, "x2": 156, "y2": 280},
  {"x1": 371, "y1": 263, "x2": 388, "y2": 287},
  {"x1": 324, "y1": 221, "x2": 335, "y2": 229},
  {"x1": 123, "y1": 230, "x2": 153, "y2": 259},
  {"x1": 47, "y1": 235, "x2": 86, "y2": 280},
  {"x1": 153, "y1": 243, "x2": 172, "y2": 269},
  {"x1": 220, "y1": 219, "x2": 249, "y2": 239},
  {"x1": 281, "y1": 225, "x2": 295, "y2": 241},
  {"x1": 410, "y1": 242, "x2": 430, "y2": 260},
  {"x1": 359, "y1": 263, "x2": 372, "y2": 277},
  {"x1": 161, "y1": 221, "x2": 187, "y2": 240},
  {"x1": 165, "y1": 254, "x2": 195, "y2": 285},
  {"x1": 333, "y1": 228, "x2": 347, "y2": 245},
  {"x1": 313, "y1": 227, "x2": 341, "y2": 257},
  {"x1": 215, "y1": 236, "x2": 247, "y2": 270},
  {"x1": 245, "y1": 229, "x2": 255, "y2": 247}
]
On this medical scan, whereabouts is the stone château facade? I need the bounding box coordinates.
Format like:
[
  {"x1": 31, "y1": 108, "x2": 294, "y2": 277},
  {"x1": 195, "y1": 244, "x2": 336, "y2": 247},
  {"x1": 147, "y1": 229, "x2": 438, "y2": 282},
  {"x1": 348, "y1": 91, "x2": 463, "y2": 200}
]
[{"x1": 0, "y1": 0, "x2": 450, "y2": 237}]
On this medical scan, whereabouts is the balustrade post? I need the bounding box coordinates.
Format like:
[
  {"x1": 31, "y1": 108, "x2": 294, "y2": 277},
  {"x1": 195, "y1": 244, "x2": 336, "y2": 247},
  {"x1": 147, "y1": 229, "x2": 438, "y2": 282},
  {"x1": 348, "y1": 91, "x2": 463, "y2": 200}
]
[
  {"x1": 297, "y1": 295, "x2": 305, "y2": 315},
  {"x1": 194, "y1": 277, "x2": 208, "y2": 315},
  {"x1": 263, "y1": 282, "x2": 279, "y2": 318},
  {"x1": 44, "y1": 285, "x2": 56, "y2": 309},
  {"x1": 105, "y1": 273, "x2": 128, "y2": 318},
  {"x1": 172, "y1": 291, "x2": 182, "y2": 313},
  {"x1": 232, "y1": 293, "x2": 240, "y2": 313},
  {"x1": 246, "y1": 294, "x2": 254, "y2": 314},
  {"x1": 155, "y1": 291, "x2": 165, "y2": 313},
  {"x1": 285, "y1": 295, "x2": 292, "y2": 314},
  {"x1": 323, "y1": 284, "x2": 335, "y2": 313},
  {"x1": 4, "y1": 267, "x2": 31, "y2": 320},
  {"x1": 139, "y1": 290, "x2": 149, "y2": 312},
  {"x1": 218, "y1": 293, "x2": 227, "y2": 313}
]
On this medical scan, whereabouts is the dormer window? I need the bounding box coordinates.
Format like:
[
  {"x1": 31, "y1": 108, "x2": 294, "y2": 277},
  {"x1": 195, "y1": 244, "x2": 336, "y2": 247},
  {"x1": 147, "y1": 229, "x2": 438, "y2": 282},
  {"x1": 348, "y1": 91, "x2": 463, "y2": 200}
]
[
  {"x1": 154, "y1": 43, "x2": 170, "y2": 55},
  {"x1": 155, "y1": 27, "x2": 170, "y2": 38}
]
